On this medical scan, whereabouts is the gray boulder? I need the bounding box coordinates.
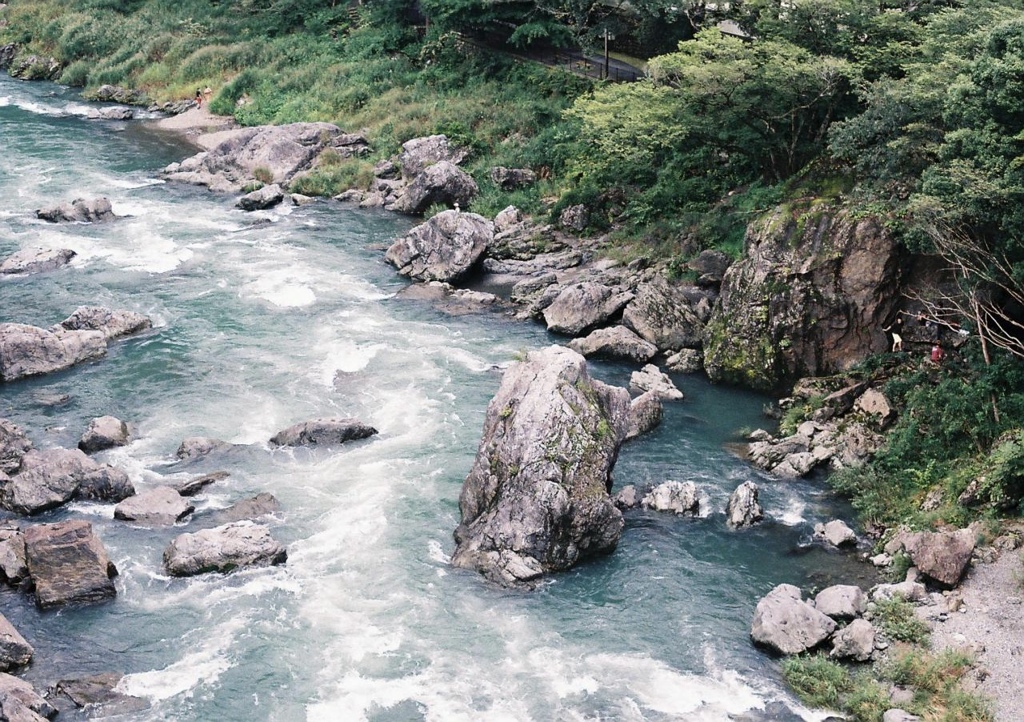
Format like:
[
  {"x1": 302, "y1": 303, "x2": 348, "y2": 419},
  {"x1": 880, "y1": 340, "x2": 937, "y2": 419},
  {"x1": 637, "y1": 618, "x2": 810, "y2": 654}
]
[
  {"x1": 213, "y1": 492, "x2": 281, "y2": 523},
  {"x1": 814, "y1": 584, "x2": 867, "y2": 619},
  {"x1": 0, "y1": 420, "x2": 32, "y2": 475},
  {"x1": 58, "y1": 306, "x2": 152, "y2": 341},
  {"x1": 394, "y1": 281, "x2": 503, "y2": 315},
  {"x1": 641, "y1": 480, "x2": 699, "y2": 515},
  {"x1": 622, "y1": 276, "x2": 705, "y2": 351},
  {"x1": 493, "y1": 205, "x2": 523, "y2": 233},
  {"x1": 452, "y1": 346, "x2": 630, "y2": 587},
  {"x1": 0, "y1": 323, "x2": 106, "y2": 382},
  {"x1": 751, "y1": 583, "x2": 836, "y2": 655},
  {"x1": 1, "y1": 448, "x2": 134, "y2": 515},
  {"x1": 871, "y1": 580, "x2": 927, "y2": 603},
  {"x1": 114, "y1": 486, "x2": 194, "y2": 526},
  {"x1": 164, "y1": 122, "x2": 369, "y2": 193},
  {"x1": 175, "y1": 437, "x2": 232, "y2": 461},
  {"x1": 51, "y1": 673, "x2": 149, "y2": 717},
  {"x1": 559, "y1": 204, "x2": 589, "y2": 232},
  {"x1": 613, "y1": 485, "x2": 639, "y2": 510},
  {"x1": 398, "y1": 135, "x2": 468, "y2": 180},
  {"x1": 36, "y1": 197, "x2": 116, "y2": 223},
  {"x1": 543, "y1": 283, "x2": 633, "y2": 336},
  {"x1": 726, "y1": 481, "x2": 763, "y2": 528},
  {"x1": 175, "y1": 471, "x2": 229, "y2": 496},
  {"x1": 269, "y1": 418, "x2": 377, "y2": 447},
  {"x1": 629, "y1": 364, "x2": 684, "y2": 401},
  {"x1": 0, "y1": 44, "x2": 15, "y2": 71},
  {"x1": 815, "y1": 519, "x2": 858, "y2": 547},
  {"x1": 0, "y1": 526, "x2": 28, "y2": 585},
  {"x1": 163, "y1": 521, "x2": 287, "y2": 576},
  {"x1": 568, "y1": 326, "x2": 658, "y2": 362},
  {"x1": 625, "y1": 390, "x2": 663, "y2": 441},
  {"x1": 903, "y1": 528, "x2": 975, "y2": 587},
  {"x1": 23, "y1": 520, "x2": 118, "y2": 608},
  {"x1": 236, "y1": 183, "x2": 284, "y2": 211},
  {"x1": 78, "y1": 416, "x2": 130, "y2": 453},
  {"x1": 665, "y1": 348, "x2": 703, "y2": 374},
  {"x1": 391, "y1": 161, "x2": 479, "y2": 215},
  {"x1": 831, "y1": 618, "x2": 875, "y2": 662},
  {"x1": 0, "y1": 673, "x2": 56, "y2": 721},
  {"x1": 0, "y1": 248, "x2": 76, "y2": 276},
  {"x1": 385, "y1": 210, "x2": 492, "y2": 282},
  {"x1": 0, "y1": 614, "x2": 32, "y2": 671},
  {"x1": 490, "y1": 166, "x2": 537, "y2": 190},
  {"x1": 690, "y1": 249, "x2": 732, "y2": 285}
]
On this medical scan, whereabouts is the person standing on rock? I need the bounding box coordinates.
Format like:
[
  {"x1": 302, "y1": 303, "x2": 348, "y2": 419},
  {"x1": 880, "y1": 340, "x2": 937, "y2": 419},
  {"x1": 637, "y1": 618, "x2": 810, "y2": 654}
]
[
  {"x1": 195, "y1": 89, "x2": 202, "y2": 108},
  {"x1": 884, "y1": 317, "x2": 904, "y2": 353}
]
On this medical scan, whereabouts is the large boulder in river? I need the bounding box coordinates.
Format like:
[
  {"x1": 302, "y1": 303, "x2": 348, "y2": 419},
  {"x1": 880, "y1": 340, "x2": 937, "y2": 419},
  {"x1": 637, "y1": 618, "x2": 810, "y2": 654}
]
[
  {"x1": 163, "y1": 122, "x2": 369, "y2": 193},
  {"x1": 751, "y1": 583, "x2": 836, "y2": 655},
  {"x1": 36, "y1": 197, "x2": 116, "y2": 223},
  {"x1": 0, "y1": 248, "x2": 76, "y2": 276},
  {"x1": 0, "y1": 323, "x2": 106, "y2": 382},
  {"x1": 622, "y1": 276, "x2": 706, "y2": 352},
  {"x1": 78, "y1": 415, "x2": 130, "y2": 453},
  {"x1": 269, "y1": 418, "x2": 377, "y2": 447},
  {"x1": 114, "y1": 486, "x2": 193, "y2": 526},
  {"x1": 390, "y1": 160, "x2": 479, "y2": 215},
  {"x1": 163, "y1": 521, "x2": 287, "y2": 576},
  {"x1": 0, "y1": 420, "x2": 32, "y2": 475},
  {"x1": 385, "y1": 210, "x2": 492, "y2": 282},
  {"x1": 629, "y1": 364, "x2": 683, "y2": 401},
  {"x1": 59, "y1": 306, "x2": 152, "y2": 340},
  {"x1": 704, "y1": 205, "x2": 903, "y2": 391},
  {"x1": 236, "y1": 183, "x2": 284, "y2": 211},
  {"x1": 452, "y1": 346, "x2": 631, "y2": 587},
  {"x1": 641, "y1": 481, "x2": 699, "y2": 515},
  {"x1": 903, "y1": 528, "x2": 976, "y2": 588},
  {"x1": 568, "y1": 325, "x2": 658, "y2": 362},
  {"x1": 726, "y1": 481, "x2": 763, "y2": 528},
  {"x1": 542, "y1": 282, "x2": 633, "y2": 336},
  {"x1": 0, "y1": 614, "x2": 33, "y2": 671},
  {"x1": 23, "y1": 520, "x2": 118, "y2": 608},
  {"x1": 625, "y1": 390, "x2": 662, "y2": 441},
  {"x1": 0, "y1": 448, "x2": 134, "y2": 515}
]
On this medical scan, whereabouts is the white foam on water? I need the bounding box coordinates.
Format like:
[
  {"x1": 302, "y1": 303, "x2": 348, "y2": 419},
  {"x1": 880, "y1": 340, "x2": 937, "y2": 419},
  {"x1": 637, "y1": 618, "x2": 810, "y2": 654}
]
[
  {"x1": 117, "y1": 616, "x2": 244, "y2": 701},
  {"x1": 315, "y1": 337, "x2": 385, "y2": 384},
  {"x1": 777, "y1": 498, "x2": 807, "y2": 526},
  {"x1": 240, "y1": 268, "x2": 317, "y2": 308}
]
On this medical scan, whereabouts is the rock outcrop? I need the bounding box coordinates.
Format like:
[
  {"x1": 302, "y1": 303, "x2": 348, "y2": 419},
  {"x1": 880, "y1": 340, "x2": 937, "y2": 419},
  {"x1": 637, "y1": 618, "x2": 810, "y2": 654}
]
[
  {"x1": 390, "y1": 160, "x2": 479, "y2": 215},
  {"x1": 705, "y1": 205, "x2": 903, "y2": 390},
  {"x1": 0, "y1": 248, "x2": 76, "y2": 276},
  {"x1": 23, "y1": 520, "x2": 118, "y2": 608},
  {"x1": 36, "y1": 197, "x2": 116, "y2": 223},
  {"x1": 397, "y1": 135, "x2": 468, "y2": 179},
  {"x1": 163, "y1": 521, "x2": 287, "y2": 576},
  {"x1": 622, "y1": 275, "x2": 706, "y2": 352},
  {"x1": 542, "y1": 283, "x2": 632, "y2": 336},
  {"x1": 269, "y1": 418, "x2": 377, "y2": 447},
  {"x1": 452, "y1": 346, "x2": 630, "y2": 587},
  {"x1": 163, "y1": 122, "x2": 369, "y2": 193},
  {"x1": 629, "y1": 364, "x2": 683, "y2": 401},
  {"x1": 385, "y1": 210, "x2": 492, "y2": 283},
  {"x1": 750, "y1": 583, "x2": 836, "y2": 655},
  {"x1": 0, "y1": 673, "x2": 56, "y2": 721},
  {"x1": 625, "y1": 391, "x2": 663, "y2": 441},
  {"x1": 78, "y1": 415, "x2": 130, "y2": 453},
  {"x1": 0, "y1": 420, "x2": 32, "y2": 475}
]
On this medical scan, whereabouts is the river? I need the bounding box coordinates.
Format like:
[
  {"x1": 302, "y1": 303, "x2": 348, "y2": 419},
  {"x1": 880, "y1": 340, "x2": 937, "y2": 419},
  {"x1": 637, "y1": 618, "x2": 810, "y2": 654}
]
[{"x1": 0, "y1": 74, "x2": 870, "y2": 721}]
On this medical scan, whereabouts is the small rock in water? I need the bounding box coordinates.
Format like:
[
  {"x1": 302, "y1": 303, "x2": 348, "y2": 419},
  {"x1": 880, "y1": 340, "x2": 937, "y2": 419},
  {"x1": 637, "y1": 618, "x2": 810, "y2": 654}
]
[
  {"x1": 269, "y1": 418, "x2": 377, "y2": 447},
  {"x1": 78, "y1": 415, "x2": 130, "y2": 453},
  {"x1": 176, "y1": 470, "x2": 229, "y2": 496}
]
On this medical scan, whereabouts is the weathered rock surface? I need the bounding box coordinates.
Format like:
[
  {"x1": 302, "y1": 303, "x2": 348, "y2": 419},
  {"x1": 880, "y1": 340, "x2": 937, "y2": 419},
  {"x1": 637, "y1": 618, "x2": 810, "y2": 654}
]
[
  {"x1": 0, "y1": 323, "x2": 106, "y2": 382},
  {"x1": 36, "y1": 197, "x2": 116, "y2": 223},
  {"x1": 814, "y1": 584, "x2": 867, "y2": 619},
  {"x1": 213, "y1": 492, "x2": 281, "y2": 523},
  {"x1": 269, "y1": 418, "x2": 378, "y2": 447},
  {"x1": 629, "y1": 364, "x2": 684, "y2": 401},
  {"x1": 163, "y1": 521, "x2": 287, "y2": 576},
  {"x1": 0, "y1": 420, "x2": 32, "y2": 475},
  {"x1": 815, "y1": 519, "x2": 857, "y2": 547},
  {"x1": 23, "y1": 520, "x2": 117, "y2": 608},
  {"x1": 7, "y1": 52, "x2": 61, "y2": 80},
  {"x1": 452, "y1": 346, "x2": 630, "y2": 587},
  {"x1": 751, "y1": 583, "x2": 837, "y2": 655},
  {"x1": 58, "y1": 305, "x2": 152, "y2": 340},
  {"x1": 0, "y1": 248, "x2": 76, "y2": 276},
  {"x1": 1, "y1": 448, "x2": 134, "y2": 515},
  {"x1": 385, "y1": 210, "x2": 492, "y2": 282},
  {"x1": 176, "y1": 470, "x2": 229, "y2": 496},
  {"x1": 831, "y1": 618, "x2": 875, "y2": 661},
  {"x1": 705, "y1": 206, "x2": 903, "y2": 390},
  {"x1": 0, "y1": 44, "x2": 16, "y2": 72},
  {"x1": 51, "y1": 672, "x2": 149, "y2": 717},
  {"x1": 236, "y1": 183, "x2": 284, "y2": 211},
  {"x1": 0, "y1": 673, "x2": 56, "y2": 721},
  {"x1": 394, "y1": 281, "x2": 503, "y2": 315},
  {"x1": 568, "y1": 326, "x2": 658, "y2": 362},
  {"x1": 0, "y1": 613, "x2": 32, "y2": 671},
  {"x1": 0, "y1": 526, "x2": 28, "y2": 585},
  {"x1": 114, "y1": 486, "x2": 193, "y2": 526},
  {"x1": 902, "y1": 528, "x2": 976, "y2": 587},
  {"x1": 665, "y1": 348, "x2": 703, "y2": 374},
  {"x1": 175, "y1": 437, "x2": 233, "y2": 461},
  {"x1": 490, "y1": 166, "x2": 537, "y2": 190},
  {"x1": 622, "y1": 276, "x2": 705, "y2": 351},
  {"x1": 78, "y1": 415, "x2": 130, "y2": 453},
  {"x1": 164, "y1": 122, "x2": 369, "y2": 193},
  {"x1": 625, "y1": 390, "x2": 663, "y2": 441},
  {"x1": 641, "y1": 480, "x2": 699, "y2": 515},
  {"x1": 726, "y1": 481, "x2": 763, "y2": 528},
  {"x1": 543, "y1": 283, "x2": 633, "y2": 336},
  {"x1": 390, "y1": 160, "x2": 479, "y2": 215},
  {"x1": 613, "y1": 485, "x2": 639, "y2": 510},
  {"x1": 397, "y1": 135, "x2": 468, "y2": 180}
]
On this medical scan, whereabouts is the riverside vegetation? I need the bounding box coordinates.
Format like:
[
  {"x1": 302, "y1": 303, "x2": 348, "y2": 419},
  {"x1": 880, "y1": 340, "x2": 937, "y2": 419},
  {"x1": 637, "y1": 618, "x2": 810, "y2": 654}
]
[{"x1": 4, "y1": 0, "x2": 1024, "y2": 719}]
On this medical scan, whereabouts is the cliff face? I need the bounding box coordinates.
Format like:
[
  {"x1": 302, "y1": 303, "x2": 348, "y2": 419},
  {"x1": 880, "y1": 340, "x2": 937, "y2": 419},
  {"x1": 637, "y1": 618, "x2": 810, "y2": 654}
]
[{"x1": 704, "y1": 202, "x2": 904, "y2": 391}]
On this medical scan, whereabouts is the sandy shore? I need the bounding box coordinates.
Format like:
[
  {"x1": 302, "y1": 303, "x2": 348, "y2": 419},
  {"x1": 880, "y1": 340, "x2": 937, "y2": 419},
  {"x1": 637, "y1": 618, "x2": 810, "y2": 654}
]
[
  {"x1": 151, "y1": 105, "x2": 239, "y2": 149},
  {"x1": 930, "y1": 529, "x2": 1024, "y2": 722}
]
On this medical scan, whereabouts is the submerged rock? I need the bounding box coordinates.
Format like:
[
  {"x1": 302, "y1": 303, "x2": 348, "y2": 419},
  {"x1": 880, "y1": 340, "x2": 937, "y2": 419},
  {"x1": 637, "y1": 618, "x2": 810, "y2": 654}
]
[
  {"x1": 51, "y1": 672, "x2": 149, "y2": 717},
  {"x1": 452, "y1": 346, "x2": 630, "y2": 587},
  {"x1": 0, "y1": 248, "x2": 76, "y2": 276},
  {"x1": 213, "y1": 492, "x2": 281, "y2": 523},
  {"x1": 175, "y1": 470, "x2": 229, "y2": 496},
  {"x1": 385, "y1": 210, "x2": 492, "y2": 283},
  {"x1": 23, "y1": 520, "x2": 118, "y2": 608},
  {"x1": 269, "y1": 418, "x2": 377, "y2": 447},
  {"x1": 175, "y1": 437, "x2": 233, "y2": 461},
  {"x1": 163, "y1": 521, "x2": 287, "y2": 576}
]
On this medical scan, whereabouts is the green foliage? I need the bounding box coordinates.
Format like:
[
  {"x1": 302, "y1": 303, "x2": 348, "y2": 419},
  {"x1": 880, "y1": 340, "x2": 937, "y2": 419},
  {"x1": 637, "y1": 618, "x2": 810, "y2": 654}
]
[
  {"x1": 873, "y1": 597, "x2": 930, "y2": 644},
  {"x1": 781, "y1": 655, "x2": 852, "y2": 709}
]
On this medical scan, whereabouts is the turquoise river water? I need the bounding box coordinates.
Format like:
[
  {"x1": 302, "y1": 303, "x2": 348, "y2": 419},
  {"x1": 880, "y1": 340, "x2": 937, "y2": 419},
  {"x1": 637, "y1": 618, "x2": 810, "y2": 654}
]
[{"x1": 0, "y1": 74, "x2": 872, "y2": 721}]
